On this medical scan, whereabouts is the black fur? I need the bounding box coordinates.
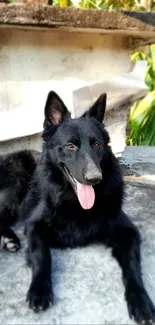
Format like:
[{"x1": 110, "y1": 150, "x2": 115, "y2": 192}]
[
  {"x1": 21, "y1": 91, "x2": 155, "y2": 324},
  {"x1": 0, "y1": 150, "x2": 40, "y2": 251}
]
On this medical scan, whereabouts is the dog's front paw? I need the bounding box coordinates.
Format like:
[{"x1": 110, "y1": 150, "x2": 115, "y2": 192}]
[
  {"x1": 0, "y1": 229, "x2": 20, "y2": 252},
  {"x1": 26, "y1": 279, "x2": 52, "y2": 312},
  {"x1": 126, "y1": 286, "x2": 155, "y2": 324}
]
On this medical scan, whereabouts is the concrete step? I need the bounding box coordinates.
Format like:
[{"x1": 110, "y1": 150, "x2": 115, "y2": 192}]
[{"x1": 120, "y1": 146, "x2": 155, "y2": 181}]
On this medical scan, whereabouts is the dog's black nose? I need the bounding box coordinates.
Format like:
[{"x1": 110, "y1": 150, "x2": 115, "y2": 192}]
[{"x1": 85, "y1": 171, "x2": 102, "y2": 185}]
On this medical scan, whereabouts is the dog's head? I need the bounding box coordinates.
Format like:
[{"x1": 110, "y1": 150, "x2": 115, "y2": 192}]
[{"x1": 43, "y1": 91, "x2": 111, "y2": 210}]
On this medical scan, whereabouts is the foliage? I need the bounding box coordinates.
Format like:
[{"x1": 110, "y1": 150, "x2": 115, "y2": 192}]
[
  {"x1": 53, "y1": 0, "x2": 155, "y2": 11},
  {"x1": 127, "y1": 44, "x2": 155, "y2": 146}
]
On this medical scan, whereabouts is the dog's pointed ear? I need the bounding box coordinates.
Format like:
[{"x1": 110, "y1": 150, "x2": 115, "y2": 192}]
[
  {"x1": 83, "y1": 93, "x2": 107, "y2": 123},
  {"x1": 44, "y1": 91, "x2": 70, "y2": 126}
]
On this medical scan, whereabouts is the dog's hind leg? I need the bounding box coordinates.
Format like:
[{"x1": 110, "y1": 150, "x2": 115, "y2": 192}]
[
  {"x1": 108, "y1": 211, "x2": 155, "y2": 325},
  {"x1": 0, "y1": 227, "x2": 20, "y2": 252}
]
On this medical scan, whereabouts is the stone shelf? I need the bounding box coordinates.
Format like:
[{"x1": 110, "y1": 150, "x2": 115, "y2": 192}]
[{"x1": 0, "y1": 4, "x2": 155, "y2": 46}]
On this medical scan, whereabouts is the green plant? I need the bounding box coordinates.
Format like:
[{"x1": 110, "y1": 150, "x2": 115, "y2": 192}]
[
  {"x1": 52, "y1": 0, "x2": 155, "y2": 10},
  {"x1": 127, "y1": 44, "x2": 155, "y2": 146}
]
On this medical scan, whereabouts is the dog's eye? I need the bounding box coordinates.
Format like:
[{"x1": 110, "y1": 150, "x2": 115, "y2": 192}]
[
  {"x1": 66, "y1": 143, "x2": 75, "y2": 149},
  {"x1": 93, "y1": 142, "x2": 101, "y2": 148}
]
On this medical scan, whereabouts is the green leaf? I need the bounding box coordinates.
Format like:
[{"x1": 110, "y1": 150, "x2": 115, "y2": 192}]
[
  {"x1": 145, "y1": 64, "x2": 154, "y2": 90},
  {"x1": 140, "y1": 107, "x2": 155, "y2": 145},
  {"x1": 131, "y1": 51, "x2": 146, "y2": 63},
  {"x1": 99, "y1": 3, "x2": 109, "y2": 8},
  {"x1": 150, "y1": 44, "x2": 155, "y2": 72},
  {"x1": 130, "y1": 92, "x2": 154, "y2": 122},
  {"x1": 129, "y1": 91, "x2": 155, "y2": 146}
]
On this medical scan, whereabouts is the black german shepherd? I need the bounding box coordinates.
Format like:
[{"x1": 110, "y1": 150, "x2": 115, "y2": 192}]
[
  {"x1": 0, "y1": 150, "x2": 39, "y2": 251},
  {"x1": 20, "y1": 91, "x2": 155, "y2": 324}
]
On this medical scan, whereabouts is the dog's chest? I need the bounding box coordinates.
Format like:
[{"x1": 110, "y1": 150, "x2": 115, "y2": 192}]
[{"x1": 44, "y1": 208, "x2": 102, "y2": 248}]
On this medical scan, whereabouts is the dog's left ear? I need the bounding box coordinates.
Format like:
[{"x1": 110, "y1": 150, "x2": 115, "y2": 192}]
[
  {"x1": 44, "y1": 91, "x2": 70, "y2": 126},
  {"x1": 83, "y1": 93, "x2": 107, "y2": 123}
]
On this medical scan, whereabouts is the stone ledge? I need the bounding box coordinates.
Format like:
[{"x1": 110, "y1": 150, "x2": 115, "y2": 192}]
[
  {"x1": 0, "y1": 4, "x2": 155, "y2": 46},
  {"x1": 120, "y1": 146, "x2": 155, "y2": 186},
  {"x1": 124, "y1": 176, "x2": 155, "y2": 190}
]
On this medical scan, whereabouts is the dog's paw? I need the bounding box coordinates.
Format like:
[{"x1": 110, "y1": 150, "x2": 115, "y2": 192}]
[
  {"x1": 0, "y1": 229, "x2": 20, "y2": 252},
  {"x1": 26, "y1": 280, "x2": 52, "y2": 312},
  {"x1": 126, "y1": 286, "x2": 155, "y2": 324}
]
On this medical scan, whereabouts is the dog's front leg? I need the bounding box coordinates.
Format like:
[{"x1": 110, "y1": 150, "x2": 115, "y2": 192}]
[
  {"x1": 26, "y1": 221, "x2": 52, "y2": 312},
  {"x1": 109, "y1": 212, "x2": 155, "y2": 324}
]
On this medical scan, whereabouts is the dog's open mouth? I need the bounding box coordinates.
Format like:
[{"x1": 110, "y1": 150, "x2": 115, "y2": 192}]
[{"x1": 62, "y1": 165, "x2": 95, "y2": 210}]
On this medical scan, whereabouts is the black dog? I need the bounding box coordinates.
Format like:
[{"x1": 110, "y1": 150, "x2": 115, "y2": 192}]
[
  {"x1": 0, "y1": 150, "x2": 40, "y2": 252},
  {"x1": 21, "y1": 91, "x2": 155, "y2": 324}
]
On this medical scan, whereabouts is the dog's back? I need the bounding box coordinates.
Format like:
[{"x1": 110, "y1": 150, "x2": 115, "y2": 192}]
[{"x1": 0, "y1": 149, "x2": 40, "y2": 251}]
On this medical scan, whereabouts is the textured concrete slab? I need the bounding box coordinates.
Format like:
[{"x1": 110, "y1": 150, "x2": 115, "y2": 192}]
[
  {"x1": 73, "y1": 62, "x2": 147, "y2": 117},
  {"x1": 120, "y1": 146, "x2": 155, "y2": 181},
  {"x1": 0, "y1": 133, "x2": 42, "y2": 154},
  {"x1": 0, "y1": 26, "x2": 131, "y2": 145},
  {"x1": 0, "y1": 142, "x2": 155, "y2": 324},
  {"x1": 0, "y1": 60, "x2": 146, "y2": 157},
  {"x1": 0, "y1": 4, "x2": 155, "y2": 44},
  {"x1": 0, "y1": 160, "x2": 155, "y2": 325}
]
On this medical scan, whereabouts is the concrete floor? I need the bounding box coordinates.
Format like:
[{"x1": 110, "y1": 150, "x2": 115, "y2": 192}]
[{"x1": 0, "y1": 178, "x2": 155, "y2": 325}]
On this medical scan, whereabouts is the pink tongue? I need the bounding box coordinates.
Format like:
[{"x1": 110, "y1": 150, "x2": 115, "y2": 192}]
[{"x1": 76, "y1": 181, "x2": 95, "y2": 210}]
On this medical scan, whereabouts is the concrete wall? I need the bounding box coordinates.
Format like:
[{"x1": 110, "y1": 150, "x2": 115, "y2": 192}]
[
  {"x1": 0, "y1": 27, "x2": 132, "y2": 153},
  {"x1": 0, "y1": 134, "x2": 42, "y2": 154}
]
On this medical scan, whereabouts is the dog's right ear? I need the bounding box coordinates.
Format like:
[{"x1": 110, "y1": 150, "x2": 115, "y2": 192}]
[{"x1": 44, "y1": 91, "x2": 70, "y2": 127}]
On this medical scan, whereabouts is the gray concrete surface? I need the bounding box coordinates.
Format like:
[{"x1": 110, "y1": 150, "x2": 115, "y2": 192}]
[
  {"x1": 0, "y1": 169, "x2": 155, "y2": 325},
  {"x1": 120, "y1": 146, "x2": 155, "y2": 180}
]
